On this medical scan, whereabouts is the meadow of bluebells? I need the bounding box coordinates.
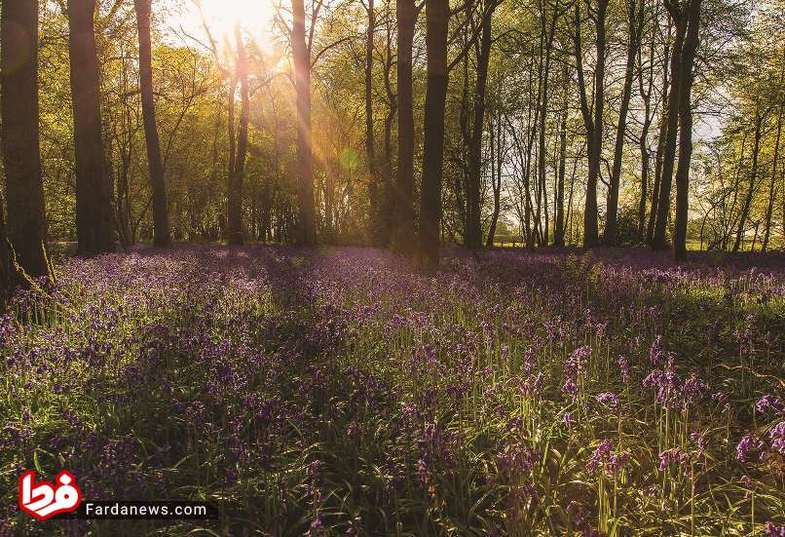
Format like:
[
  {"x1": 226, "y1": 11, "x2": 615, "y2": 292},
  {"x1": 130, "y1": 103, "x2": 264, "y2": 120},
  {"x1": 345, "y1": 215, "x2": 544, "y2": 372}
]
[{"x1": 1, "y1": 245, "x2": 784, "y2": 536}]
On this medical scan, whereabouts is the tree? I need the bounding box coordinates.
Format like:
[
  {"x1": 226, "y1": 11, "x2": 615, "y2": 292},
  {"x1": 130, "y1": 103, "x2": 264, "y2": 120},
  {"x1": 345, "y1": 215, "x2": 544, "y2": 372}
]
[
  {"x1": 419, "y1": 0, "x2": 450, "y2": 266},
  {"x1": 227, "y1": 28, "x2": 249, "y2": 245},
  {"x1": 379, "y1": 1, "x2": 397, "y2": 245},
  {"x1": 134, "y1": 0, "x2": 170, "y2": 247},
  {"x1": 574, "y1": 0, "x2": 608, "y2": 248},
  {"x1": 605, "y1": 0, "x2": 644, "y2": 245},
  {"x1": 637, "y1": 7, "x2": 658, "y2": 241},
  {"x1": 293, "y1": 0, "x2": 316, "y2": 244},
  {"x1": 465, "y1": 3, "x2": 495, "y2": 249},
  {"x1": 1, "y1": 0, "x2": 49, "y2": 278},
  {"x1": 762, "y1": 99, "x2": 783, "y2": 251},
  {"x1": 393, "y1": 0, "x2": 417, "y2": 253},
  {"x1": 365, "y1": 0, "x2": 379, "y2": 242},
  {"x1": 554, "y1": 93, "x2": 568, "y2": 246},
  {"x1": 534, "y1": 0, "x2": 560, "y2": 246},
  {"x1": 672, "y1": 0, "x2": 702, "y2": 259},
  {"x1": 646, "y1": 21, "x2": 670, "y2": 245},
  {"x1": 67, "y1": 0, "x2": 115, "y2": 254},
  {"x1": 486, "y1": 109, "x2": 505, "y2": 247},
  {"x1": 652, "y1": 0, "x2": 687, "y2": 251},
  {"x1": 733, "y1": 106, "x2": 764, "y2": 251}
]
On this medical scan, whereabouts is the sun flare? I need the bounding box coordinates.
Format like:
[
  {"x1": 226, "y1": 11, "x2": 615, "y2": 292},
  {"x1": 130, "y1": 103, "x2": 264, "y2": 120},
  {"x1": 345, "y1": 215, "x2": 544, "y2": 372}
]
[{"x1": 171, "y1": 0, "x2": 277, "y2": 49}]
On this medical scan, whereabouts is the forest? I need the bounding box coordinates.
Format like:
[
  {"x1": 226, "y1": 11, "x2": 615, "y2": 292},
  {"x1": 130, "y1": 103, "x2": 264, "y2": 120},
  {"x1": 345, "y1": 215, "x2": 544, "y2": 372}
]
[{"x1": 1, "y1": 0, "x2": 785, "y2": 535}]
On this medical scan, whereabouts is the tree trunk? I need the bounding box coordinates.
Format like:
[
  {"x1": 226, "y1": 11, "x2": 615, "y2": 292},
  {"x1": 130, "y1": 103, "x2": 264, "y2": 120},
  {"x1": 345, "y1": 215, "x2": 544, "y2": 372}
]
[
  {"x1": 637, "y1": 17, "x2": 656, "y2": 242},
  {"x1": 574, "y1": 0, "x2": 607, "y2": 248},
  {"x1": 762, "y1": 98, "x2": 783, "y2": 251},
  {"x1": 135, "y1": 0, "x2": 170, "y2": 247},
  {"x1": 458, "y1": 52, "x2": 470, "y2": 241},
  {"x1": 523, "y1": 64, "x2": 536, "y2": 248},
  {"x1": 673, "y1": 0, "x2": 701, "y2": 260},
  {"x1": 536, "y1": 0, "x2": 558, "y2": 246},
  {"x1": 365, "y1": 0, "x2": 378, "y2": 242},
  {"x1": 605, "y1": 0, "x2": 642, "y2": 245},
  {"x1": 227, "y1": 28, "x2": 249, "y2": 245},
  {"x1": 1, "y1": 0, "x2": 49, "y2": 278},
  {"x1": 466, "y1": 10, "x2": 493, "y2": 249},
  {"x1": 486, "y1": 113, "x2": 503, "y2": 247},
  {"x1": 647, "y1": 33, "x2": 670, "y2": 244},
  {"x1": 653, "y1": 3, "x2": 686, "y2": 251},
  {"x1": 293, "y1": 0, "x2": 316, "y2": 244},
  {"x1": 554, "y1": 106, "x2": 567, "y2": 246},
  {"x1": 419, "y1": 0, "x2": 449, "y2": 267},
  {"x1": 394, "y1": 0, "x2": 417, "y2": 253},
  {"x1": 733, "y1": 109, "x2": 764, "y2": 252},
  {"x1": 68, "y1": 0, "x2": 115, "y2": 255},
  {"x1": 380, "y1": 13, "x2": 396, "y2": 246}
]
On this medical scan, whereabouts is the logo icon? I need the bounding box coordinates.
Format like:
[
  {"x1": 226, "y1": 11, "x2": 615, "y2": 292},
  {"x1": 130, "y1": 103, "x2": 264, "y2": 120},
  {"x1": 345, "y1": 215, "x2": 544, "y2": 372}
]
[{"x1": 19, "y1": 470, "x2": 83, "y2": 520}]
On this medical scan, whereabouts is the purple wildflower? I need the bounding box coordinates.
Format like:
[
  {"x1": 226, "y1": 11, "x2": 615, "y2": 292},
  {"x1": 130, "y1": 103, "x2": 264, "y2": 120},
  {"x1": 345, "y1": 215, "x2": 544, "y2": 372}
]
[
  {"x1": 766, "y1": 522, "x2": 785, "y2": 537},
  {"x1": 658, "y1": 447, "x2": 688, "y2": 471},
  {"x1": 562, "y1": 379, "x2": 578, "y2": 401},
  {"x1": 596, "y1": 392, "x2": 620, "y2": 409},
  {"x1": 617, "y1": 355, "x2": 631, "y2": 384},
  {"x1": 690, "y1": 431, "x2": 707, "y2": 460},
  {"x1": 736, "y1": 434, "x2": 763, "y2": 463},
  {"x1": 769, "y1": 421, "x2": 785, "y2": 454},
  {"x1": 565, "y1": 346, "x2": 591, "y2": 378},
  {"x1": 586, "y1": 439, "x2": 613, "y2": 475},
  {"x1": 756, "y1": 395, "x2": 785, "y2": 415},
  {"x1": 683, "y1": 373, "x2": 709, "y2": 405},
  {"x1": 416, "y1": 458, "x2": 429, "y2": 487},
  {"x1": 649, "y1": 336, "x2": 665, "y2": 365},
  {"x1": 642, "y1": 357, "x2": 679, "y2": 407},
  {"x1": 562, "y1": 412, "x2": 575, "y2": 428},
  {"x1": 497, "y1": 445, "x2": 538, "y2": 479}
]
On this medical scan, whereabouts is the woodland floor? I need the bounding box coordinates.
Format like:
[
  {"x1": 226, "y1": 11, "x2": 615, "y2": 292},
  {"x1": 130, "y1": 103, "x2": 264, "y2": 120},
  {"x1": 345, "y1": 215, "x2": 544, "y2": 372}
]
[{"x1": 2, "y1": 245, "x2": 785, "y2": 536}]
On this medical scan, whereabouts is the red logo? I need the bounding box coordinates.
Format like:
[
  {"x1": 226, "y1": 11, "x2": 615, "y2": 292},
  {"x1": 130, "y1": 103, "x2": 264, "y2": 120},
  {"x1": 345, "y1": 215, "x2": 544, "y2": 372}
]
[{"x1": 19, "y1": 470, "x2": 83, "y2": 520}]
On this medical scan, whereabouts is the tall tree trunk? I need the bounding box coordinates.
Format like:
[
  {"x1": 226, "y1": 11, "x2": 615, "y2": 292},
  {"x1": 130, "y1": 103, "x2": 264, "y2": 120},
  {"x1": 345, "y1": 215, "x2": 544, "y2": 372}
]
[
  {"x1": 380, "y1": 13, "x2": 396, "y2": 246},
  {"x1": 116, "y1": 61, "x2": 134, "y2": 247},
  {"x1": 68, "y1": 0, "x2": 115, "y2": 254},
  {"x1": 536, "y1": 0, "x2": 558, "y2": 246},
  {"x1": 365, "y1": 0, "x2": 379, "y2": 242},
  {"x1": 419, "y1": 0, "x2": 449, "y2": 267},
  {"x1": 135, "y1": 0, "x2": 170, "y2": 247},
  {"x1": 605, "y1": 0, "x2": 642, "y2": 245},
  {"x1": 293, "y1": 0, "x2": 316, "y2": 244},
  {"x1": 458, "y1": 52, "x2": 470, "y2": 242},
  {"x1": 554, "y1": 106, "x2": 567, "y2": 246},
  {"x1": 673, "y1": 0, "x2": 701, "y2": 260},
  {"x1": 394, "y1": 0, "x2": 417, "y2": 253},
  {"x1": 523, "y1": 63, "x2": 536, "y2": 248},
  {"x1": 653, "y1": 4, "x2": 686, "y2": 250},
  {"x1": 762, "y1": 97, "x2": 783, "y2": 251},
  {"x1": 532, "y1": 33, "x2": 544, "y2": 246},
  {"x1": 1, "y1": 0, "x2": 49, "y2": 278},
  {"x1": 647, "y1": 33, "x2": 670, "y2": 244},
  {"x1": 227, "y1": 29, "x2": 249, "y2": 245},
  {"x1": 574, "y1": 0, "x2": 607, "y2": 248},
  {"x1": 466, "y1": 10, "x2": 493, "y2": 249},
  {"x1": 637, "y1": 16, "x2": 656, "y2": 242},
  {"x1": 733, "y1": 109, "x2": 764, "y2": 252},
  {"x1": 486, "y1": 113, "x2": 503, "y2": 247}
]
